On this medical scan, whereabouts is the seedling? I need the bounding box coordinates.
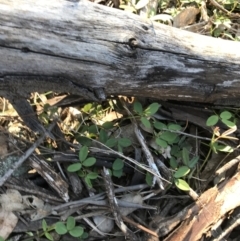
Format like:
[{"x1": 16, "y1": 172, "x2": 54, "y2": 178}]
[
  {"x1": 55, "y1": 216, "x2": 88, "y2": 239},
  {"x1": 67, "y1": 146, "x2": 98, "y2": 188}
]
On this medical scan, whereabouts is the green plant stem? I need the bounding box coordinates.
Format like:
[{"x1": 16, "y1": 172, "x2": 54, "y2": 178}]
[{"x1": 199, "y1": 146, "x2": 212, "y2": 173}]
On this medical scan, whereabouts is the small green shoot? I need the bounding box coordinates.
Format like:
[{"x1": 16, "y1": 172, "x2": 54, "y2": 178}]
[
  {"x1": 55, "y1": 216, "x2": 86, "y2": 238},
  {"x1": 67, "y1": 146, "x2": 97, "y2": 188}
]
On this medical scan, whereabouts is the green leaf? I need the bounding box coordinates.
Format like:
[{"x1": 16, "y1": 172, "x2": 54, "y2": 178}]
[
  {"x1": 145, "y1": 172, "x2": 153, "y2": 186},
  {"x1": 133, "y1": 101, "x2": 143, "y2": 114},
  {"x1": 83, "y1": 157, "x2": 96, "y2": 167},
  {"x1": 69, "y1": 226, "x2": 84, "y2": 238},
  {"x1": 118, "y1": 138, "x2": 132, "y2": 147},
  {"x1": 105, "y1": 138, "x2": 118, "y2": 148},
  {"x1": 141, "y1": 116, "x2": 151, "y2": 128},
  {"x1": 87, "y1": 172, "x2": 98, "y2": 179},
  {"x1": 102, "y1": 121, "x2": 114, "y2": 129},
  {"x1": 79, "y1": 146, "x2": 89, "y2": 162},
  {"x1": 55, "y1": 222, "x2": 68, "y2": 235},
  {"x1": 77, "y1": 170, "x2": 85, "y2": 177},
  {"x1": 42, "y1": 219, "x2": 47, "y2": 232},
  {"x1": 88, "y1": 125, "x2": 98, "y2": 134},
  {"x1": 189, "y1": 156, "x2": 199, "y2": 168},
  {"x1": 170, "y1": 145, "x2": 180, "y2": 157},
  {"x1": 76, "y1": 136, "x2": 92, "y2": 147},
  {"x1": 67, "y1": 216, "x2": 75, "y2": 231},
  {"x1": 155, "y1": 138, "x2": 168, "y2": 148},
  {"x1": 144, "y1": 103, "x2": 160, "y2": 116},
  {"x1": 171, "y1": 135, "x2": 180, "y2": 144},
  {"x1": 167, "y1": 123, "x2": 182, "y2": 131},
  {"x1": 99, "y1": 129, "x2": 108, "y2": 143},
  {"x1": 174, "y1": 166, "x2": 190, "y2": 178},
  {"x1": 45, "y1": 232, "x2": 53, "y2": 241},
  {"x1": 206, "y1": 115, "x2": 219, "y2": 126},
  {"x1": 220, "y1": 111, "x2": 232, "y2": 120},
  {"x1": 215, "y1": 145, "x2": 234, "y2": 153},
  {"x1": 221, "y1": 119, "x2": 236, "y2": 128},
  {"x1": 84, "y1": 176, "x2": 93, "y2": 188},
  {"x1": 113, "y1": 169, "x2": 123, "y2": 178},
  {"x1": 67, "y1": 163, "x2": 82, "y2": 172},
  {"x1": 182, "y1": 147, "x2": 189, "y2": 166},
  {"x1": 160, "y1": 131, "x2": 178, "y2": 143},
  {"x1": 83, "y1": 103, "x2": 92, "y2": 113},
  {"x1": 154, "y1": 121, "x2": 167, "y2": 130},
  {"x1": 81, "y1": 232, "x2": 89, "y2": 239},
  {"x1": 211, "y1": 142, "x2": 218, "y2": 154},
  {"x1": 170, "y1": 157, "x2": 178, "y2": 169},
  {"x1": 112, "y1": 158, "x2": 124, "y2": 170},
  {"x1": 174, "y1": 179, "x2": 190, "y2": 191},
  {"x1": 118, "y1": 144, "x2": 123, "y2": 153}
]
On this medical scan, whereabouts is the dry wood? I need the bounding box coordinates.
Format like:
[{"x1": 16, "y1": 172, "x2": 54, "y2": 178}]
[
  {"x1": 0, "y1": 0, "x2": 239, "y2": 105},
  {"x1": 151, "y1": 157, "x2": 240, "y2": 241}
]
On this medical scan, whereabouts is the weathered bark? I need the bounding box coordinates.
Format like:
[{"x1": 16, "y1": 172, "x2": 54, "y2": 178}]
[
  {"x1": 0, "y1": 0, "x2": 240, "y2": 105},
  {"x1": 150, "y1": 156, "x2": 240, "y2": 241}
]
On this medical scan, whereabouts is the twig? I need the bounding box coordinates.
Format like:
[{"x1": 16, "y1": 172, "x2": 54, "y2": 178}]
[
  {"x1": 209, "y1": 0, "x2": 240, "y2": 18},
  {"x1": 102, "y1": 167, "x2": 138, "y2": 240},
  {"x1": 0, "y1": 122, "x2": 55, "y2": 186},
  {"x1": 122, "y1": 215, "x2": 159, "y2": 238},
  {"x1": 121, "y1": 99, "x2": 165, "y2": 189},
  {"x1": 89, "y1": 141, "x2": 171, "y2": 184}
]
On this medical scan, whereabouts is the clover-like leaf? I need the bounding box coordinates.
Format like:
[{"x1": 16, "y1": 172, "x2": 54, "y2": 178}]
[
  {"x1": 99, "y1": 129, "x2": 108, "y2": 143},
  {"x1": 133, "y1": 101, "x2": 143, "y2": 114},
  {"x1": 170, "y1": 157, "x2": 178, "y2": 169},
  {"x1": 79, "y1": 146, "x2": 88, "y2": 162},
  {"x1": 188, "y1": 156, "x2": 199, "y2": 168},
  {"x1": 144, "y1": 103, "x2": 160, "y2": 116},
  {"x1": 155, "y1": 138, "x2": 168, "y2": 148},
  {"x1": 102, "y1": 121, "x2": 114, "y2": 129},
  {"x1": 45, "y1": 232, "x2": 53, "y2": 241},
  {"x1": 206, "y1": 115, "x2": 219, "y2": 126},
  {"x1": 84, "y1": 176, "x2": 93, "y2": 188},
  {"x1": 118, "y1": 138, "x2": 132, "y2": 147},
  {"x1": 182, "y1": 147, "x2": 189, "y2": 166},
  {"x1": 82, "y1": 157, "x2": 96, "y2": 167},
  {"x1": 215, "y1": 145, "x2": 234, "y2": 153},
  {"x1": 141, "y1": 116, "x2": 151, "y2": 128},
  {"x1": 87, "y1": 172, "x2": 98, "y2": 179},
  {"x1": 221, "y1": 119, "x2": 236, "y2": 128},
  {"x1": 69, "y1": 226, "x2": 84, "y2": 238},
  {"x1": 168, "y1": 123, "x2": 182, "y2": 131},
  {"x1": 220, "y1": 111, "x2": 232, "y2": 120},
  {"x1": 105, "y1": 138, "x2": 118, "y2": 148},
  {"x1": 154, "y1": 121, "x2": 167, "y2": 130},
  {"x1": 113, "y1": 169, "x2": 123, "y2": 178},
  {"x1": 42, "y1": 219, "x2": 47, "y2": 232},
  {"x1": 67, "y1": 216, "x2": 75, "y2": 231},
  {"x1": 160, "y1": 131, "x2": 177, "y2": 143},
  {"x1": 174, "y1": 179, "x2": 190, "y2": 191},
  {"x1": 112, "y1": 158, "x2": 124, "y2": 170},
  {"x1": 55, "y1": 222, "x2": 68, "y2": 235},
  {"x1": 67, "y1": 163, "x2": 82, "y2": 172},
  {"x1": 83, "y1": 103, "x2": 92, "y2": 113},
  {"x1": 174, "y1": 166, "x2": 190, "y2": 178}
]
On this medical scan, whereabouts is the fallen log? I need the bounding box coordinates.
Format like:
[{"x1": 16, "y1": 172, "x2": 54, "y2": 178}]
[{"x1": 0, "y1": 0, "x2": 240, "y2": 105}]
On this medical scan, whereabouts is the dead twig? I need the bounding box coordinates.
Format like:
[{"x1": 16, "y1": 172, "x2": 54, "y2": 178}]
[
  {"x1": 0, "y1": 122, "x2": 55, "y2": 186},
  {"x1": 122, "y1": 215, "x2": 159, "y2": 238},
  {"x1": 102, "y1": 167, "x2": 138, "y2": 240}
]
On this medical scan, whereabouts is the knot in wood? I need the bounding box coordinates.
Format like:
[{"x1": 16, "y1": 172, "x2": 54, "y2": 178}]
[{"x1": 128, "y1": 38, "x2": 137, "y2": 49}]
